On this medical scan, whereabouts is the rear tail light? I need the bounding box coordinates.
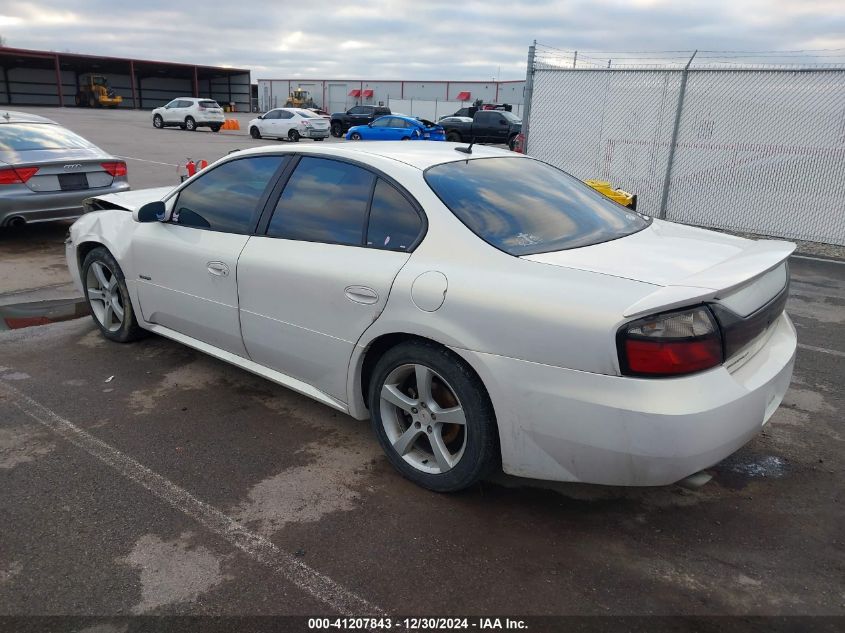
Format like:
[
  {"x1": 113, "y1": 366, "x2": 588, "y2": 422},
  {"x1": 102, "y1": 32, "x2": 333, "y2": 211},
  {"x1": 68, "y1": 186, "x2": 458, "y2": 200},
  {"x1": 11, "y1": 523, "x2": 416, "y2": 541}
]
[
  {"x1": 618, "y1": 306, "x2": 723, "y2": 377},
  {"x1": 101, "y1": 162, "x2": 127, "y2": 177},
  {"x1": 301, "y1": 120, "x2": 312, "y2": 127},
  {"x1": 0, "y1": 166, "x2": 38, "y2": 184}
]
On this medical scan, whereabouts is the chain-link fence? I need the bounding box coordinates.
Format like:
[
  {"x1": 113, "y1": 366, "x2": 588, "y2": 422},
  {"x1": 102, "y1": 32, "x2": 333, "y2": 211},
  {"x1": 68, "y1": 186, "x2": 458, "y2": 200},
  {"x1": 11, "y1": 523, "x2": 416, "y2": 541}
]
[{"x1": 524, "y1": 45, "x2": 845, "y2": 245}]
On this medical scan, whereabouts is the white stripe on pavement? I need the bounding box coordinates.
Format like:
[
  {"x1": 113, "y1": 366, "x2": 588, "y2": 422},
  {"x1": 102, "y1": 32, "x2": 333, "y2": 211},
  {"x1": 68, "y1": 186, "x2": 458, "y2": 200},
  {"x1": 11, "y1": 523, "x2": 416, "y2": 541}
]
[
  {"x1": 797, "y1": 343, "x2": 845, "y2": 358},
  {"x1": 115, "y1": 155, "x2": 179, "y2": 167},
  {"x1": 0, "y1": 379, "x2": 382, "y2": 617}
]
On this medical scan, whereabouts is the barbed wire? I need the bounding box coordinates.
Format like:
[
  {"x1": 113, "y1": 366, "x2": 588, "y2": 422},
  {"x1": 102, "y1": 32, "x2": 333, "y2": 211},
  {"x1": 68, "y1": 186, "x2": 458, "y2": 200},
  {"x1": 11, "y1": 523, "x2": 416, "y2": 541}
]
[{"x1": 533, "y1": 43, "x2": 845, "y2": 70}]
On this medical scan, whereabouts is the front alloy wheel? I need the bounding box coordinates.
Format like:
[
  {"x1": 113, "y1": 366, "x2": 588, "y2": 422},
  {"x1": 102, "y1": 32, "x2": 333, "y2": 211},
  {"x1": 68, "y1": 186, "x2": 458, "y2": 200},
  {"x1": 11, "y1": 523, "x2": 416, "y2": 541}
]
[
  {"x1": 153, "y1": 114, "x2": 163, "y2": 129},
  {"x1": 369, "y1": 340, "x2": 499, "y2": 492},
  {"x1": 82, "y1": 247, "x2": 145, "y2": 343}
]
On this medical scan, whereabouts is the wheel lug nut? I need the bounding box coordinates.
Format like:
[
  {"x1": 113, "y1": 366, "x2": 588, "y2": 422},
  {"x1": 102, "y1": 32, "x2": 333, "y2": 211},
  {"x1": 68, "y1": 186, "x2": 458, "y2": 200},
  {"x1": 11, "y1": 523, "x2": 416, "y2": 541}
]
[
  {"x1": 426, "y1": 425, "x2": 432, "y2": 433},
  {"x1": 431, "y1": 414, "x2": 436, "y2": 420},
  {"x1": 414, "y1": 421, "x2": 421, "y2": 429},
  {"x1": 411, "y1": 407, "x2": 418, "y2": 414}
]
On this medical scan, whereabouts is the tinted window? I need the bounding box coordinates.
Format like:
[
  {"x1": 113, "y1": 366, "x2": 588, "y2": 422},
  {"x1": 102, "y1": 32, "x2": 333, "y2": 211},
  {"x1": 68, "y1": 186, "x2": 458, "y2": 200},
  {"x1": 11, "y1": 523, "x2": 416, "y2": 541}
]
[
  {"x1": 177, "y1": 100, "x2": 193, "y2": 108},
  {"x1": 349, "y1": 106, "x2": 366, "y2": 115},
  {"x1": 475, "y1": 111, "x2": 495, "y2": 125},
  {"x1": 263, "y1": 110, "x2": 280, "y2": 120},
  {"x1": 0, "y1": 124, "x2": 94, "y2": 151},
  {"x1": 371, "y1": 117, "x2": 391, "y2": 127},
  {"x1": 391, "y1": 118, "x2": 410, "y2": 128},
  {"x1": 278, "y1": 110, "x2": 294, "y2": 119},
  {"x1": 173, "y1": 156, "x2": 286, "y2": 233},
  {"x1": 425, "y1": 157, "x2": 649, "y2": 256},
  {"x1": 267, "y1": 157, "x2": 375, "y2": 245},
  {"x1": 199, "y1": 100, "x2": 219, "y2": 108},
  {"x1": 367, "y1": 179, "x2": 422, "y2": 251}
]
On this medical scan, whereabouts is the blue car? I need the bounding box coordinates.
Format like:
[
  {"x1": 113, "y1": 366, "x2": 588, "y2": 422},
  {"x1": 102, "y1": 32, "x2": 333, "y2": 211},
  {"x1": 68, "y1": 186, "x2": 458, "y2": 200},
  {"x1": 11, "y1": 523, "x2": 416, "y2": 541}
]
[{"x1": 346, "y1": 115, "x2": 445, "y2": 141}]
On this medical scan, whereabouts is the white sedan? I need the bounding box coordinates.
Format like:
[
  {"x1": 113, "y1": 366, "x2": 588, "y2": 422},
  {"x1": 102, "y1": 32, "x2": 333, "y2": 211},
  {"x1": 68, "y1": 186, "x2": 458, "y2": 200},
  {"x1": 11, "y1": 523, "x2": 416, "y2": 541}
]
[
  {"x1": 248, "y1": 108, "x2": 330, "y2": 142},
  {"x1": 65, "y1": 143, "x2": 796, "y2": 492}
]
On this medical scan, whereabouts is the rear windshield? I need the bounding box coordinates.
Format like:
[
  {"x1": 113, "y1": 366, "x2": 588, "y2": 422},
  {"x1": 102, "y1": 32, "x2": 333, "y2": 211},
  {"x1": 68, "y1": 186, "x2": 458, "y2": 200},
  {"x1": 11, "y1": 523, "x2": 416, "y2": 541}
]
[
  {"x1": 0, "y1": 123, "x2": 94, "y2": 152},
  {"x1": 424, "y1": 157, "x2": 649, "y2": 256},
  {"x1": 199, "y1": 100, "x2": 220, "y2": 108},
  {"x1": 296, "y1": 110, "x2": 318, "y2": 118}
]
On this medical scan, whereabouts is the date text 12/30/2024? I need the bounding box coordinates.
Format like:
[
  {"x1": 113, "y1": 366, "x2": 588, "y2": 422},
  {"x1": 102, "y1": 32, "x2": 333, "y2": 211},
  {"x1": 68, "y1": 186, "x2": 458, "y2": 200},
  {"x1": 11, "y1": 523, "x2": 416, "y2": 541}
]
[{"x1": 308, "y1": 618, "x2": 528, "y2": 630}]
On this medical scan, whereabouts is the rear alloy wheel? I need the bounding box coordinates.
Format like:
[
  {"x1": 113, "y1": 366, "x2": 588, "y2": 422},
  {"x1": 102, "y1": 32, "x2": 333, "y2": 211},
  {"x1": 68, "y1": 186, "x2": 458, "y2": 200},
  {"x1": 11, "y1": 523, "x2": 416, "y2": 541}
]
[
  {"x1": 82, "y1": 247, "x2": 145, "y2": 343},
  {"x1": 369, "y1": 340, "x2": 499, "y2": 492},
  {"x1": 288, "y1": 129, "x2": 300, "y2": 142},
  {"x1": 153, "y1": 114, "x2": 164, "y2": 129},
  {"x1": 331, "y1": 122, "x2": 343, "y2": 137},
  {"x1": 508, "y1": 135, "x2": 518, "y2": 151},
  {"x1": 185, "y1": 116, "x2": 196, "y2": 131},
  {"x1": 349, "y1": 132, "x2": 362, "y2": 140},
  {"x1": 250, "y1": 126, "x2": 261, "y2": 139}
]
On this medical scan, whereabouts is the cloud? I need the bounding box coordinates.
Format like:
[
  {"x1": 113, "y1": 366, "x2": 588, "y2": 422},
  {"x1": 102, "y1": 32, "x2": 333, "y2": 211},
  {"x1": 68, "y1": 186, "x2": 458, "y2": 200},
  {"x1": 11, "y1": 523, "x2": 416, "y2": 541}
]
[{"x1": 0, "y1": 0, "x2": 841, "y2": 79}]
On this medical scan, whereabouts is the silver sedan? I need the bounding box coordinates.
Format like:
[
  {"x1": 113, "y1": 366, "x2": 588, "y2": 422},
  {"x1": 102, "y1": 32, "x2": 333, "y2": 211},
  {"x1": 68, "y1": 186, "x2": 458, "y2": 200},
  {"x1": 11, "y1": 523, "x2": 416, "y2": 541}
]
[{"x1": 0, "y1": 110, "x2": 129, "y2": 228}]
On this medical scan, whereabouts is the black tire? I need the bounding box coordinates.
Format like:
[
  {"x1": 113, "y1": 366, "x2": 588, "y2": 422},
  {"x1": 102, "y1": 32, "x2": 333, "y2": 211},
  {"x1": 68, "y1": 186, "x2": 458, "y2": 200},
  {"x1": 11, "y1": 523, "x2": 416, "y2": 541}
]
[
  {"x1": 331, "y1": 122, "x2": 343, "y2": 137},
  {"x1": 288, "y1": 129, "x2": 300, "y2": 142},
  {"x1": 185, "y1": 116, "x2": 197, "y2": 131},
  {"x1": 153, "y1": 114, "x2": 164, "y2": 129},
  {"x1": 401, "y1": 137, "x2": 410, "y2": 141},
  {"x1": 210, "y1": 125, "x2": 221, "y2": 133},
  {"x1": 368, "y1": 340, "x2": 500, "y2": 492},
  {"x1": 179, "y1": 123, "x2": 187, "y2": 130},
  {"x1": 250, "y1": 126, "x2": 261, "y2": 139},
  {"x1": 349, "y1": 132, "x2": 362, "y2": 140},
  {"x1": 81, "y1": 247, "x2": 146, "y2": 343},
  {"x1": 508, "y1": 134, "x2": 518, "y2": 151},
  {"x1": 89, "y1": 96, "x2": 98, "y2": 108},
  {"x1": 75, "y1": 93, "x2": 84, "y2": 107},
  {"x1": 446, "y1": 132, "x2": 461, "y2": 142}
]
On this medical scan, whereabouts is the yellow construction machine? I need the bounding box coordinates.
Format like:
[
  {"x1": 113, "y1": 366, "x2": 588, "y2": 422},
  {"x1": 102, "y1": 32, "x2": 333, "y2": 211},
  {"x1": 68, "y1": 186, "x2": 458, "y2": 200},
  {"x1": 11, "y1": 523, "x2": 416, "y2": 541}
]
[
  {"x1": 75, "y1": 74, "x2": 123, "y2": 108},
  {"x1": 284, "y1": 87, "x2": 317, "y2": 109}
]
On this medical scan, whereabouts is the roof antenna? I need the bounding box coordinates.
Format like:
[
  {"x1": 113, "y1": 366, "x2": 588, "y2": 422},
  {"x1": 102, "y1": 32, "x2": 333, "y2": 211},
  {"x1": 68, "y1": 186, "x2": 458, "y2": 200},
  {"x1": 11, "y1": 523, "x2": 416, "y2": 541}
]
[{"x1": 454, "y1": 139, "x2": 474, "y2": 154}]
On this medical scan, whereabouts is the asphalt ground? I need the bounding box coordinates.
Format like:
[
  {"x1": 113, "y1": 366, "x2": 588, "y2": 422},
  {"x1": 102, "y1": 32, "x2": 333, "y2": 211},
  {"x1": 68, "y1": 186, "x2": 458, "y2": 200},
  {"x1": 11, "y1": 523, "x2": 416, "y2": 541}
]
[
  {"x1": 0, "y1": 253, "x2": 843, "y2": 624},
  {"x1": 0, "y1": 107, "x2": 843, "y2": 627}
]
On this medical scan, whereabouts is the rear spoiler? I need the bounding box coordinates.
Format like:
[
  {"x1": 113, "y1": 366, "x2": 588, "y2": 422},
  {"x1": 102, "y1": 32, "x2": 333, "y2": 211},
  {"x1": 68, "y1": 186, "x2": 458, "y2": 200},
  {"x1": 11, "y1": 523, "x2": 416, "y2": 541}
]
[{"x1": 624, "y1": 240, "x2": 795, "y2": 318}]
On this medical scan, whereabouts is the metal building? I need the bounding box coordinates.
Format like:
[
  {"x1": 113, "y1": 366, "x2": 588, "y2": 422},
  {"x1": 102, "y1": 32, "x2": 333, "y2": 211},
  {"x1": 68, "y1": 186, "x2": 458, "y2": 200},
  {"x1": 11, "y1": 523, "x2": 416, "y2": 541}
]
[
  {"x1": 257, "y1": 78, "x2": 526, "y2": 114},
  {"x1": 0, "y1": 46, "x2": 251, "y2": 111}
]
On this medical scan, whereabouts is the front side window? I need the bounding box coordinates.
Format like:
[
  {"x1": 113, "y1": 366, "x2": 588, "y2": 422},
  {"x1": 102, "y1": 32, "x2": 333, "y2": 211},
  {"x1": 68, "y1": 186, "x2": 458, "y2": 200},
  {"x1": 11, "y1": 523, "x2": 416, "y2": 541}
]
[
  {"x1": 366, "y1": 179, "x2": 423, "y2": 251},
  {"x1": 349, "y1": 106, "x2": 365, "y2": 115},
  {"x1": 263, "y1": 110, "x2": 280, "y2": 120},
  {"x1": 267, "y1": 157, "x2": 374, "y2": 246},
  {"x1": 173, "y1": 156, "x2": 286, "y2": 233},
  {"x1": 425, "y1": 157, "x2": 649, "y2": 256},
  {"x1": 165, "y1": 100, "x2": 178, "y2": 109}
]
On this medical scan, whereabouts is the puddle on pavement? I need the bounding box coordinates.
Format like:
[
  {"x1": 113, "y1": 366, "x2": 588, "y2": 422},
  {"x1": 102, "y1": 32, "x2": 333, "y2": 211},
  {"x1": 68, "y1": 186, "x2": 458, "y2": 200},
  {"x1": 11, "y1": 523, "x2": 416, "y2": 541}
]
[
  {"x1": 713, "y1": 454, "x2": 788, "y2": 489},
  {"x1": 0, "y1": 297, "x2": 88, "y2": 331}
]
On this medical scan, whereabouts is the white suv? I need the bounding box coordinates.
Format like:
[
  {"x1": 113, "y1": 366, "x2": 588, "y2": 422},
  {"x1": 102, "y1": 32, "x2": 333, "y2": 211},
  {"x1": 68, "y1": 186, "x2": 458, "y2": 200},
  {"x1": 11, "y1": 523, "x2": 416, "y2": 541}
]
[{"x1": 151, "y1": 98, "x2": 226, "y2": 132}]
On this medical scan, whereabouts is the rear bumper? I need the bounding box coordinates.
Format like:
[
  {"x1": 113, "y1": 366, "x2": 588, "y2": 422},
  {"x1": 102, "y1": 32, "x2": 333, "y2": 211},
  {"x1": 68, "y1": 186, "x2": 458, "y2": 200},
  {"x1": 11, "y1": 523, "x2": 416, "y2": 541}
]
[
  {"x1": 0, "y1": 180, "x2": 131, "y2": 225},
  {"x1": 303, "y1": 129, "x2": 330, "y2": 138},
  {"x1": 453, "y1": 312, "x2": 797, "y2": 486}
]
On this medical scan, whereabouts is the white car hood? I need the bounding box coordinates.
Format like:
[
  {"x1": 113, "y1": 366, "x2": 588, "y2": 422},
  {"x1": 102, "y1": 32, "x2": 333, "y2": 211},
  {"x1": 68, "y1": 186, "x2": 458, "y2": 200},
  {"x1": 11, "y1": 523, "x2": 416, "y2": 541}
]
[{"x1": 85, "y1": 186, "x2": 174, "y2": 212}]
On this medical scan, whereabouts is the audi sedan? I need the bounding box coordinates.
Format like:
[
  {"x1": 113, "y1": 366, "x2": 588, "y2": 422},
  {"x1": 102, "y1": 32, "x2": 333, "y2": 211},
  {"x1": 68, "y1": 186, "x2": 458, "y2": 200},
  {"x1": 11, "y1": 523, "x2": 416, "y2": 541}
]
[
  {"x1": 65, "y1": 143, "x2": 796, "y2": 492},
  {"x1": 0, "y1": 110, "x2": 130, "y2": 228}
]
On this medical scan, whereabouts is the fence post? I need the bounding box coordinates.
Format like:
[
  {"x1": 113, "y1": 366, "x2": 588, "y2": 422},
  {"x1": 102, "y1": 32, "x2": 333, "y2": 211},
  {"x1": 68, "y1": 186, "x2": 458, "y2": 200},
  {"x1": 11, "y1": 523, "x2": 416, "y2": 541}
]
[
  {"x1": 523, "y1": 40, "x2": 537, "y2": 154},
  {"x1": 657, "y1": 50, "x2": 697, "y2": 220}
]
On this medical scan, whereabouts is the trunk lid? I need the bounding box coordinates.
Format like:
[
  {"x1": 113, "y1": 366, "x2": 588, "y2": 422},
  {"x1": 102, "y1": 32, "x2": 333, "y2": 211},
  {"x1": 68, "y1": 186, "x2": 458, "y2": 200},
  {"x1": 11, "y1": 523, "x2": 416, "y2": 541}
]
[
  {"x1": 523, "y1": 219, "x2": 795, "y2": 318},
  {"x1": 0, "y1": 148, "x2": 119, "y2": 192}
]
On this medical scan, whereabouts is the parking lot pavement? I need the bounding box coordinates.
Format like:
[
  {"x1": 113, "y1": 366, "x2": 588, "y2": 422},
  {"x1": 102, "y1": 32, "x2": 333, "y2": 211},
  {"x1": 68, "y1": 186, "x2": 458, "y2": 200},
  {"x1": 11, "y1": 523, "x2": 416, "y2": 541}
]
[{"x1": 0, "y1": 256, "x2": 842, "y2": 618}]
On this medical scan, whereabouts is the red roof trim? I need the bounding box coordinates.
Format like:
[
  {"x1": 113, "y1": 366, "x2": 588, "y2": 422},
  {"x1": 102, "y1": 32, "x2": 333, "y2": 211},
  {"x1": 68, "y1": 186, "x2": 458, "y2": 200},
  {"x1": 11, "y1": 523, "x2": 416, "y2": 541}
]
[
  {"x1": 362, "y1": 89, "x2": 374, "y2": 97},
  {"x1": 456, "y1": 91, "x2": 471, "y2": 100},
  {"x1": 349, "y1": 89, "x2": 362, "y2": 97}
]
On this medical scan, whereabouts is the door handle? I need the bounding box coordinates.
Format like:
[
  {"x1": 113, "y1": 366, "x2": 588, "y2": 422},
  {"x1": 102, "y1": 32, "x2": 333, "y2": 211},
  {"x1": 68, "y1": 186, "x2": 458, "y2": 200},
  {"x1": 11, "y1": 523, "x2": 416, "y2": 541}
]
[
  {"x1": 207, "y1": 261, "x2": 230, "y2": 277},
  {"x1": 344, "y1": 285, "x2": 379, "y2": 305}
]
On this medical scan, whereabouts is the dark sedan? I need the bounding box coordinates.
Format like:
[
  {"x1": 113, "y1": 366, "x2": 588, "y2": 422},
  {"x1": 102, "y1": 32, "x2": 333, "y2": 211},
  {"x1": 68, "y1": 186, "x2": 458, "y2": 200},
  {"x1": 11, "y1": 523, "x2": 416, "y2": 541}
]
[{"x1": 0, "y1": 110, "x2": 130, "y2": 228}]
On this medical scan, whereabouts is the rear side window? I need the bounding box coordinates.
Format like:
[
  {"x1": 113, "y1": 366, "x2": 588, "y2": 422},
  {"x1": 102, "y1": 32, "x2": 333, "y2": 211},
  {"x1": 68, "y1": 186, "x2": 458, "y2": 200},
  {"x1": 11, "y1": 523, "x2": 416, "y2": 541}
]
[
  {"x1": 0, "y1": 123, "x2": 94, "y2": 151},
  {"x1": 278, "y1": 110, "x2": 294, "y2": 119},
  {"x1": 199, "y1": 100, "x2": 219, "y2": 108},
  {"x1": 173, "y1": 156, "x2": 286, "y2": 233},
  {"x1": 425, "y1": 157, "x2": 649, "y2": 256},
  {"x1": 267, "y1": 157, "x2": 374, "y2": 245},
  {"x1": 366, "y1": 179, "x2": 422, "y2": 251}
]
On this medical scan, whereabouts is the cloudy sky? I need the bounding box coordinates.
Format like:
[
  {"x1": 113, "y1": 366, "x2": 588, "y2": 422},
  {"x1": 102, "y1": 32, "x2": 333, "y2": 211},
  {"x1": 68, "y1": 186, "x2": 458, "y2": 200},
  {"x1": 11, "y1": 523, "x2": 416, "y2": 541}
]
[{"x1": 1, "y1": 0, "x2": 843, "y2": 79}]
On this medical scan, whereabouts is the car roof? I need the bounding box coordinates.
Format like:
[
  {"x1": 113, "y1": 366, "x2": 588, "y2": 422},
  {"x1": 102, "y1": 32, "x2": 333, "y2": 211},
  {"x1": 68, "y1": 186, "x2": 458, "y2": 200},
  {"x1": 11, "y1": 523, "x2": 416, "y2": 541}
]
[
  {"x1": 0, "y1": 110, "x2": 57, "y2": 125},
  {"x1": 231, "y1": 141, "x2": 519, "y2": 170}
]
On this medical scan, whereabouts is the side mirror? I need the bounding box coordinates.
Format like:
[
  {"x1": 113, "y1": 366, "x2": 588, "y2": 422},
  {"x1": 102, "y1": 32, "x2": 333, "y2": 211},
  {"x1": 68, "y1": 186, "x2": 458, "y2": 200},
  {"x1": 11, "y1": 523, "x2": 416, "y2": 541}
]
[
  {"x1": 134, "y1": 200, "x2": 166, "y2": 223},
  {"x1": 368, "y1": 122, "x2": 373, "y2": 127},
  {"x1": 258, "y1": 114, "x2": 264, "y2": 119}
]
